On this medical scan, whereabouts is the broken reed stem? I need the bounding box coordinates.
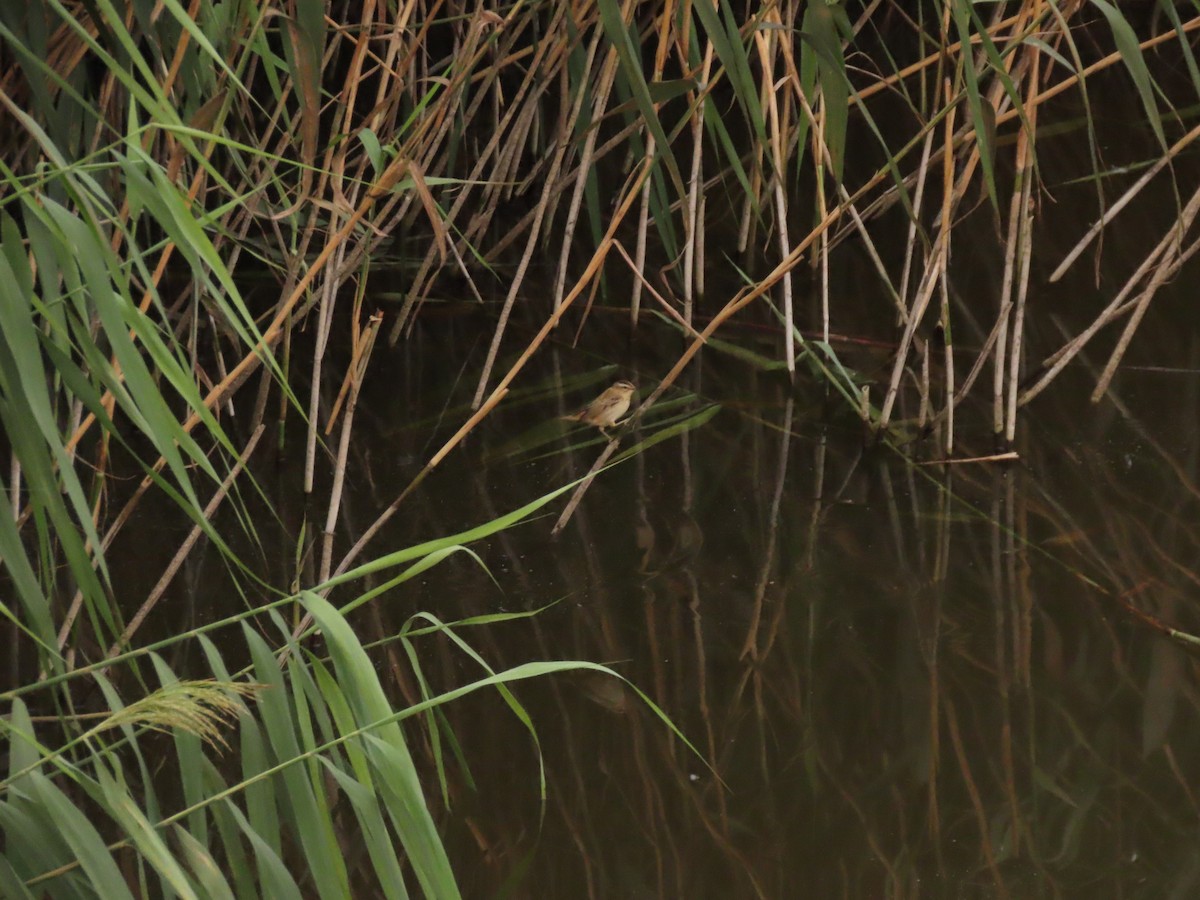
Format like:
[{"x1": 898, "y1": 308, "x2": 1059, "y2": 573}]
[
  {"x1": 325, "y1": 274, "x2": 374, "y2": 433},
  {"x1": 613, "y1": 242, "x2": 705, "y2": 338}
]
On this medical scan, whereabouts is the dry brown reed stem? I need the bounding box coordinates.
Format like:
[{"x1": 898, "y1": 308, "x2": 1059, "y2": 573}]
[
  {"x1": 1021, "y1": 187, "x2": 1200, "y2": 407},
  {"x1": 916, "y1": 345, "x2": 931, "y2": 430},
  {"x1": 917, "y1": 452, "x2": 1020, "y2": 465},
  {"x1": 1051, "y1": 118, "x2": 1200, "y2": 282},
  {"x1": 51, "y1": 123, "x2": 218, "y2": 458},
  {"x1": 683, "y1": 38, "x2": 715, "y2": 320},
  {"x1": 282, "y1": 164, "x2": 662, "y2": 648},
  {"x1": 632, "y1": 134, "x2": 656, "y2": 328},
  {"x1": 755, "y1": 25, "x2": 795, "y2": 378},
  {"x1": 930, "y1": 298, "x2": 1010, "y2": 435},
  {"x1": 476, "y1": 109, "x2": 649, "y2": 256},
  {"x1": 53, "y1": 452, "x2": 109, "y2": 652},
  {"x1": 779, "y1": 37, "x2": 906, "y2": 325},
  {"x1": 991, "y1": 13, "x2": 1200, "y2": 130},
  {"x1": 852, "y1": 4, "x2": 1163, "y2": 114},
  {"x1": 994, "y1": 156, "x2": 1027, "y2": 433},
  {"x1": 552, "y1": 198, "x2": 845, "y2": 536},
  {"x1": 284, "y1": 385, "x2": 513, "y2": 647},
  {"x1": 847, "y1": 13, "x2": 1200, "y2": 254},
  {"x1": 1004, "y1": 119, "x2": 1037, "y2": 443},
  {"x1": 320, "y1": 310, "x2": 383, "y2": 584},
  {"x1": 900, "y1": 124, "x2": 937, "y2": 316},
  {"x1": 324, "y1": 294, "x2": 373, "y2": 435},
  {"x1": 99, "y1": 425, "x2": 267, "y2": 659},
  {"x1": 67, "y1": 154, "x2": 412, "y2": 619},
  {"x1": 612, "y1": 241, "x2": 705, "y2": 339},
  {"x1": 815, "y1": 110, "x2": 831, "y2": 346},
  {"x1": 1089, "y1": 189, "x2": 1200, "y2": 402},
  {"x1": 569, "y1": 266, "x2": 608, "y2": 346},
  {"x1": 390, "y1": 11, "x2": 551, "y2": 337},
  {"x1": 469, "y1": 17, "x2": 607, "y2": 409},
  {"x1": 939, "y1": 246, "x2": 955, "y2": 455},
  {"x1": 15, "y1": 46, "x2": 237, "y2": 614},
  {"x1": 553, "y1": 48, "x2": 620, "y2": 312},
  {"x1": 878, "y1": 81, "x2": 967, "y2": 433},
  {"x1": 737, "y1": 106, "x2": 765, "y2": 255},
  {"x1": 393, "y1": 91, "x2": 528, "y2": 336},
  {"x1": 192, "y1": 154, "x2": 411, "y2": 417},
  {"x1": 304, "y1": 236, "x2": 347, "y2": 494}
]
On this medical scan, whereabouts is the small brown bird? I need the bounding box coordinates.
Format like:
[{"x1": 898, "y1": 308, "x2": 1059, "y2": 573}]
[{"x1": 561, "y1": 380, "x2": 636, "y2": 436}]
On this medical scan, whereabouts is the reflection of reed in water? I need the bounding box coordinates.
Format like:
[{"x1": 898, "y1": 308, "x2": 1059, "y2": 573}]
[{"x1": 371, "y1": 355, "x2": 1200, "y2": 898}]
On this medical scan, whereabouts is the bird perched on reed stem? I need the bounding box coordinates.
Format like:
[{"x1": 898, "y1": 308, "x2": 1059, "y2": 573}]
[{"x1": 561, "y1": 380, "x2": 636, "y2": 437}]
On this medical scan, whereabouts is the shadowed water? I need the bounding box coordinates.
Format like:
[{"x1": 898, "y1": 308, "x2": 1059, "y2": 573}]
[
  {"x1": 134, "y1": 295, "x2": 1194, "y2": 898},
  {"x1": 91, "y1": 105, "x2": 1200, "y2": 898}
]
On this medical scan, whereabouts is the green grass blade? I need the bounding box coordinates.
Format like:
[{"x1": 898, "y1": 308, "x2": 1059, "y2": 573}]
[
  {"x1": 0, "y1": 855, "x2": 37, "y2": 900},
  {"x1": 96, "y1": 764, "x2": 201, "y2": 900},
  {"x1": 596, "y1": 0, "x2": 685, "y2": 197},
  {"x1": 1087, "y1": 0, "x2": 1166, "y2": 149},
  {"x1": 804, "y1": 1, "x2": 849, "y2": 180},
  {"x1": 951, "y1": 0, "x2": 999, "y2": 213},
  {"x1": 320, "y1": 759, "x2": 411, "y2": 900},
  {"x1": 26, "y1": 771, "x2": 137, "y2": 899},
  {"x1": 173, "y1": 824, "x2": 236, "y2": 900},
  {"x1": 245, "y1": 625, "x2": 350, "y2": 899},
  {"x1": 300, "y1": 591, "x2": 460, "y2": 900}
]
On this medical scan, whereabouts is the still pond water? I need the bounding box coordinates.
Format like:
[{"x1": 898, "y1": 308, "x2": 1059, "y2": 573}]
[
  {"x1": 146, "y1": 308, "x2": 1200, "y2": 898},
  {"x1": 118, "y1": 126, "x2": 1200, "y2": 897}
]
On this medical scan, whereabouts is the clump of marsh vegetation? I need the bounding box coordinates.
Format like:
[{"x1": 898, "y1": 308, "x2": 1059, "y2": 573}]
[{"x1": 1, "y1": 0, "x2": 1198, "y2": 894}]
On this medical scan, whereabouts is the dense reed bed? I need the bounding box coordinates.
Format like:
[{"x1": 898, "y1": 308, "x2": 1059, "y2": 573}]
[{"x1": 2, "y1": 0, "x2": 1199, "y2": 895}]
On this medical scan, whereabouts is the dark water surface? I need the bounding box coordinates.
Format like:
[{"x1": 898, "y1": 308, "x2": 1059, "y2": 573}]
[
  {"x1": 145, "y1": 300, "x2": 1199, "y2": 898},
  {"x1": 107, "y1": 106, "x2": 1200, "y2": 896}
]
